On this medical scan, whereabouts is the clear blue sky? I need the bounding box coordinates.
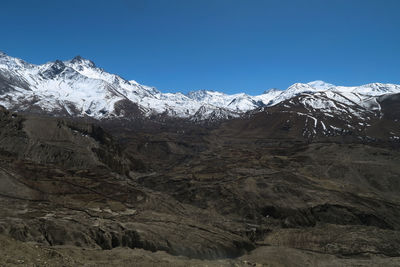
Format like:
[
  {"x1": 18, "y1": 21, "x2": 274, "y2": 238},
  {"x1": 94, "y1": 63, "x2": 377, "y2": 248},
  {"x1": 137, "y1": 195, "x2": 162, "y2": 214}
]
[{"x1": 1, "y1": 0, "x2": 399, "y2": 95}]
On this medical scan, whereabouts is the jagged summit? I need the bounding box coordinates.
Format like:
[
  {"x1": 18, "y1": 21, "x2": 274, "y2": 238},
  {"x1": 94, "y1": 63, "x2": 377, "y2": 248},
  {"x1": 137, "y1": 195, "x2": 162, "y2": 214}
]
[
  {"x1": 69, "y1": 55, "x2": 96, "y2": 68},
  {"x1": 72, "y1": 55, "x2": 84, "y2": 61},
  {"x1": 40, "y1": 60, "x2": 68, "y2": 78}
]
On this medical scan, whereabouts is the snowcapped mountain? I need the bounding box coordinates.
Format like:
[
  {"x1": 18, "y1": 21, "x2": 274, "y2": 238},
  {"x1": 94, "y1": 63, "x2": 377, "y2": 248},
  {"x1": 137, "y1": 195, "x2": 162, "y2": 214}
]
[
  {"x1": 265, "y1": 81, "x2": 400, "y2": 109},
  {"x1": 0, "y1": 51, "x2": 399, "y2": 123},
  {"x1": 0, "y1": 52, "x2": 248, "y2": 121},
  {"x1": 248, "y1": 82, "x2": 400, "y2": 142}
]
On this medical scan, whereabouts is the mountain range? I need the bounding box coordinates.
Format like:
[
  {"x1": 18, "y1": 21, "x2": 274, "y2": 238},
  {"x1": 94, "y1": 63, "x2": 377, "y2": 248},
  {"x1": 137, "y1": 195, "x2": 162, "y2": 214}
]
[{"x1": 1, "y1": 51, "x2": 399, "y2": 123}]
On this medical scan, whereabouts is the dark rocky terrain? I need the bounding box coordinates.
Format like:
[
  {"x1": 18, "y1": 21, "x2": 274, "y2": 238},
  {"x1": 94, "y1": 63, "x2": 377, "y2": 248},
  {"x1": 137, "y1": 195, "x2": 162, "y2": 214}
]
[{"x1": 0, "y1": 91, "x2": 400, "y2": 266}]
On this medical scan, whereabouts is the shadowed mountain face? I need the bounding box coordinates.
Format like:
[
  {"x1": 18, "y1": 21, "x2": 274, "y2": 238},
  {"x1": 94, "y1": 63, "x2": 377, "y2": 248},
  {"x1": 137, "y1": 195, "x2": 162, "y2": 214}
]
[
  {"x1": 0, "y1": 89, "x2": 399, "y2": 265},
  {"x1": 214, "y1": 92, "x2": 400, "y2": 145}
]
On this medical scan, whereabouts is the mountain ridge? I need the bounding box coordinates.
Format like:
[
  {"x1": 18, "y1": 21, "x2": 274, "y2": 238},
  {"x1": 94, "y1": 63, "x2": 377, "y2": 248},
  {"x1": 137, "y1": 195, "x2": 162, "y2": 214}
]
[{"x1": 0, "y1": 51, "x2": 400, "y2": 122}]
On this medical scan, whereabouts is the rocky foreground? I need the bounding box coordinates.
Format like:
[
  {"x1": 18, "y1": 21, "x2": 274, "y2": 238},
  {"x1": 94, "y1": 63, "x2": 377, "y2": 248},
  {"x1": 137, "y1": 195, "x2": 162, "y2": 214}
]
[
  {"x1": 0, "y1": 103, "x2": 400, "y2": 266},
  {"x1": 2, "y1": 234, "x2": 400, "y2": 266}
]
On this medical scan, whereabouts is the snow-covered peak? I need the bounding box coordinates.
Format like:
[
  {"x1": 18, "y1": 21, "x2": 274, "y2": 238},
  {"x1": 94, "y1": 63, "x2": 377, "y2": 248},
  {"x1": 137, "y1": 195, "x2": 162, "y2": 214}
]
[
  {"x1": 64, "y1": 56, "x2": 104, "y2": 78},
  {"x1": 356, "y1": 83, "x2": 400, "y2": 95},
  {"x1": 331, "y1": 83, "x2": 400, "y2": 96},
  {"x1": 255, "y1": 88, "x2": 283, "y2": 106},
  {"x1": 40, "y1": 60, "x2": 68, "y2": 78},
  {"x1": 63, "y1": 56, "x2": 160, "y2": 98},
  {"x1": 69, "y1": 55, "x2": 96, "y2": 68},
  {"x1": 0, "y1": 52, "x2": 34, "y2": 71},
  {"x1": 307, "y1": 80, "x2": 335, "y2": 90},
  {"x1": 286, "y1": 83, "x2": 316, "y2": 94}
]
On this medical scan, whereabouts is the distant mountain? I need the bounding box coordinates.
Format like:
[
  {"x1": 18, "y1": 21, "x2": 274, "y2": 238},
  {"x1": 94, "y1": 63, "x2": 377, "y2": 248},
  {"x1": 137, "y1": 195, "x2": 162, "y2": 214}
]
[{"x1": 0, "y1": 51, "x2": 400, "y2": 123}]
